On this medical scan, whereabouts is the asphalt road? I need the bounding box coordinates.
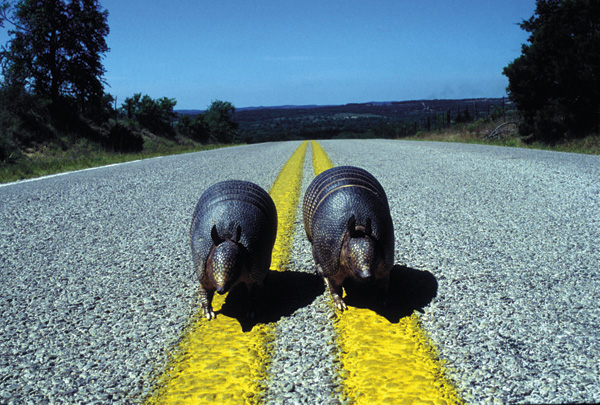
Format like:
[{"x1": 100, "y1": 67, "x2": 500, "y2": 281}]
[{"x1": 1, "y1": 140, "x2": 599, "y2": 404}]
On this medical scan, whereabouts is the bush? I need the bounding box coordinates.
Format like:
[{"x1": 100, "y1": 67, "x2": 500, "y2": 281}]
[
  {"x1": 120, "y1": 94, "x2": 177, "y2": 138},
  {"x1": 0, "y1": 132, "x2": 21, "y2": 163},
  {"x1": 0, "y1": 108, "x2": 18, "y2": 162},
  {"x1": 106, "y1": 123, "x2": 143, "y2": 152}
]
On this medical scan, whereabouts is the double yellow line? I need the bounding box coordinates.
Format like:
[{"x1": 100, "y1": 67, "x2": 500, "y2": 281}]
[
  {"x1": 312, "y1": 141, "x2": 461, "y2": 404},
  {"x1": 147, "y1": 142, "x2": 308, "y2": 404},
  {"x1": 147, "y1": 140, "x2": 462, "y2": 404}
]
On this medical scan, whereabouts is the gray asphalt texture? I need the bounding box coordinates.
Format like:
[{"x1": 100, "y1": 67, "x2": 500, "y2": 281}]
[
  {"x1": 1, "y1": 139, "x2": 599, "y2": 404},
  {"x1": 264, "y1": 144, "x2": 342, "y2": 403}
]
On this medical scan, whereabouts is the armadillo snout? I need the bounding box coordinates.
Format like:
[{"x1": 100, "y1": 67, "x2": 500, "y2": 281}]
[
  {"x1": 209, "y1": 240, "x2": 243, "y2": 294},
  {"x1": 343, "y1": 236, "x2": 376, "y2": 280}
]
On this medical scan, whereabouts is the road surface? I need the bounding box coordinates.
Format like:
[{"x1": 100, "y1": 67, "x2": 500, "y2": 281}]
[{"x1": 1, "y1": 140, "x2": 599, "y2": 403}]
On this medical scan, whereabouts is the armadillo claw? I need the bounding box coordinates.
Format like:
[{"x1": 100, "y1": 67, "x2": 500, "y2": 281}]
[
  {"x1": 203, "y1": 307, "x2": 216, "y2": 320},
  {"x1": 333, "y1": 296, "x2": 348, "y2": 311}
]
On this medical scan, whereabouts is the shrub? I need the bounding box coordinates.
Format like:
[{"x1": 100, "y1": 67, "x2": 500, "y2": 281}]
[{"x1": 106, "y1": 123, "x2": 143, "y2": 152}]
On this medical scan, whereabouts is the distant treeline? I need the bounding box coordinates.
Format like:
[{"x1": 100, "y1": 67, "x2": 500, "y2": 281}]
[{"x1": 227, "y1": 98, "x2": 515, "y2": 143}]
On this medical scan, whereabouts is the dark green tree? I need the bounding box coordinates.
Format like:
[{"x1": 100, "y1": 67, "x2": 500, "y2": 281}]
[
  {"x1": 456, "y1": 106, "x2": 471, "y2": 123},
  {"x1": 122, "y1": 93, "x2": 142, "y2": 119},
  {"x1": 120, "y1": 93, "x2": 177, "y2": 136},
  {"x1": 0, "y1": 0, "x2": 109, "y2": 115},
  {"x1": 137, "y1": 95, "x2": 176, "y2": 129},
  {"x1": 203, "y1": 100, "x2": 238, "y2": 143},
  {"x1": 177, "y1": 113, "x2": 209, "y2": 143},
  {"x1": 503, "y1": 0, "x2": 600, "y2": 142}
]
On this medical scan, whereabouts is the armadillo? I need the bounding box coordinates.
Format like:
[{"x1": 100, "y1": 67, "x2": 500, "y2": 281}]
[
  {"x1": 190, "y1": 180, "x2": 277, "y2": 319},
  {"x1": 303, "y1": 166, "x2": 394, "y2": 310}
]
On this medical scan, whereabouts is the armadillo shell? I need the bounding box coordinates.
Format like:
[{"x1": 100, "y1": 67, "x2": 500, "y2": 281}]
[
  {"x1": 302, "y1": 166, "x2": 394, "y2": 277},
  {"x1": 303, "y1": 166, "x2": 389, "y2": 242},
  {"x1": 190, "y1": 180, "x2": 277, "y2": 282}
]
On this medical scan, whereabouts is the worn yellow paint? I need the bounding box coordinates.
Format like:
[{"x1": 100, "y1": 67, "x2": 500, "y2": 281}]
[
  {"x1": 145, "y1": 310, "x2": 273, "y2": 404},
  {"x1": 336, "y1": 312, "x2": 463, "y2": 404},
  {"x1": 146, "y1": 141, "x2": 308, "y2": 404},
  {"x1": 310, "y1": 140, "x2": 333, "y2": 176},
  {"x1": 311, "y1": 140, "x2": 462, "y2": 404},
  {"x1": 270, "y1": 140, "x2": 309, "y2": 272}
]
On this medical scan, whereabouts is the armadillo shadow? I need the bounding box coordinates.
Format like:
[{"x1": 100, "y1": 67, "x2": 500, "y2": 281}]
[
  {"x1": 343, "y1": 265, "x2": 438, "y2": 323},
  {"x1": 219, "y1": 270, "x2": 325, "y2": 332}
]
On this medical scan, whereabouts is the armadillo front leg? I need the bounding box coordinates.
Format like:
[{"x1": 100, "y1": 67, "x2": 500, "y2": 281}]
[
  {"x1": 324, "y1": 275, "x2": 348, "y2": 311},
  {"x1": 316, "y1": 263, "x2": 348, "y2": 311},
  {"x1": 198, "y1": 284, "x2": 216, "y2": 320}
]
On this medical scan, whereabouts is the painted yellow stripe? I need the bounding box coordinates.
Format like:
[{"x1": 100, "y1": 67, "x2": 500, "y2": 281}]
[
  {"x1": 270, "y1": 140, "x2": 309, "y2": 272},
  {"x1": 311, "y1": 140, "x2": 463, "y2": 404},
  {"x1": 146, "y1": 141, "x2": 308, "y2": 404},
  {"x1": 310, "y1": 140, "x2": 333, "y2": 176}
]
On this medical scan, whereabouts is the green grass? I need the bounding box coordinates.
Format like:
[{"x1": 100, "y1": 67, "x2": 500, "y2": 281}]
[
  {"x1": 0, "y1": 141, "x2": 236, "y2": 184},
  {"x1": 403, "y1": 127, "x2": 600, "y2": 156},
  {"x1": 3, "y1": 127, "x2": 598, "y2": 184}
]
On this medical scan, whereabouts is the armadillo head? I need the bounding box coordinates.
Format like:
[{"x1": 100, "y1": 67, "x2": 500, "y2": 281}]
[
  {"x1": 207, "y1": 224, "x2": 245, "y2": 294},
  {"x1": 340, "y1": 215, "x2": 376, "y2": 280}
]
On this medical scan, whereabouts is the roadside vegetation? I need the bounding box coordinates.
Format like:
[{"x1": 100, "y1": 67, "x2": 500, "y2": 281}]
[
  {"x1": 0, "y1": 0, "x2": 240, "y2": 183},
  {"x1": 0, "y1": 141, "x2": 232, "y2": 184},
  {"x1": 1, "y1": 0, "x2": 599, "y2": 184},
  {"x1": 405, "y1": 123, "x2": 600, "y2": 156},
  {"x1": 407, "y1": 0, "x2": 600, "y2": 156}
]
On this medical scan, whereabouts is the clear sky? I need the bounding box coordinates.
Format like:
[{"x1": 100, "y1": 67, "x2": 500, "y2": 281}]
[{"x1": 5, "y1": 0, "x2": 538, "y2": 110}]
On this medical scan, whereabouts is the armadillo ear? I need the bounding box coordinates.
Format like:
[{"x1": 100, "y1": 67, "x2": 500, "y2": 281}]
[
  {"x1": 233, "y1": 225, "x2": 242, "y2": 243},
  {"x1": 211, "y1": 225, "x2": 224, "y2": 245},
  {"x1": 365, "y1": 218, "x2": 372, "y2": 236},
  {"x1": 347, "y1": 215, "x2": 357, "y2": 236}
]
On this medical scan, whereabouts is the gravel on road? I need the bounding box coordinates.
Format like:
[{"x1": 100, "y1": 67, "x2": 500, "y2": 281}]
[
  {"x1": 321, "y1": 140, "x2": 600, "y2": 404},
  {"x1": 0, "y1": 142, "x2": 299, "y2": 403},
  {"x1": 1, "y1": 139, "x2": 599, "y2": 404}
]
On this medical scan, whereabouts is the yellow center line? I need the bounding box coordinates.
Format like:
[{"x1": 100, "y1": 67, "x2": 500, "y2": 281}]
[
  {"x1": 270, "y1": 141, "x2": 309, "y2": 272},
  {"x1": 146, "y1": 141, "x2": 308, "y2": 404},
  {"x1": 310, "y1": 140, "x2": 333, "y2": 176},
  {"x1": 310, "y1": 140, "x2": 463, "y2": 404}
]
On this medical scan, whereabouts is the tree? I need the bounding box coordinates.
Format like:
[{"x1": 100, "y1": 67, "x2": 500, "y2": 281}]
[
  {"x1": 503, "y1": 0, "x2": 600, "y2": 142},
  {"x1": 122, "y1": 93, "x2": 142, "y2": 119},
  {"x1": 120, "y1": 93, "x2": 177, "y2": 136},
  {"x1": 137, "y1": 94, "x2": 176, "y2": 130},
  {"x1": 203, "y1": 100, "x2": 238, "y2": 143},
  {"x1": 0, "y1": 0, "x2": 109, "y2": 115},
  {"x1": 177, "y1": 113, "x2": 209, "y2": 143},
  {"x1": 455, "y1": 106, "x2": 472, "y2": 123}
]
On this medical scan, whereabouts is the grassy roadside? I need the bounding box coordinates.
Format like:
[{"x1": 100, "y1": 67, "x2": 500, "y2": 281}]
[
  {"x1": 0, "y1": 140, "x2": 236, "y2": 184},
  {"x1": 3, "y1": 129, "x2": 598, "y2": 184},
  {"x1": 404, "y1": 125, "x2": 600, "y2": 156}
]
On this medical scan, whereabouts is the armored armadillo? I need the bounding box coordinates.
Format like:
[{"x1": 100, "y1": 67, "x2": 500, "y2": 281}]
[
  {"x1": 303, "y1": 166, "x2": 394, "y2": 310},
  {"x1": 190, "y1": 180, "x2": 277, "y2": 319}
]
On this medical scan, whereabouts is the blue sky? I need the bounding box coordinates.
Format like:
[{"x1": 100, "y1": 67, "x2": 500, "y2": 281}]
[{"x1": 4, "y1": 0, "x2": 537, "y2": 110}]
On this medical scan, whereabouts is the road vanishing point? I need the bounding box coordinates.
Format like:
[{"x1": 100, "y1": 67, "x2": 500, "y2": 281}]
[{"x1": 1, "y1": 140, "x2": 599, "y2": 404}]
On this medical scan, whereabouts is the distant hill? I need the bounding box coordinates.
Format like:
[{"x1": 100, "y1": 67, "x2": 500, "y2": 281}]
[
  {"x1": 178, "y1": 98, "x2": 511, "y2": 117},
  {"x1": 177, "y1": 98, "x2": 515, "y2": 143},
  {"x1": 177, "y1": 109, "x2": 204, "y2": 116},
  {"x1": 177, "y1": 104, "x2": 333, "y2": 115}
]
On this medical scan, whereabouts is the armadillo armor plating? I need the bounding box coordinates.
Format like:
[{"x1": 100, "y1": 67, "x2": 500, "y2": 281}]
[
  {"x1": 303, "y1": 166, "x2": 394, "y2": 310},
  {"x1": 190, "y1": 180, "x2": 277, "y2": 319}
]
